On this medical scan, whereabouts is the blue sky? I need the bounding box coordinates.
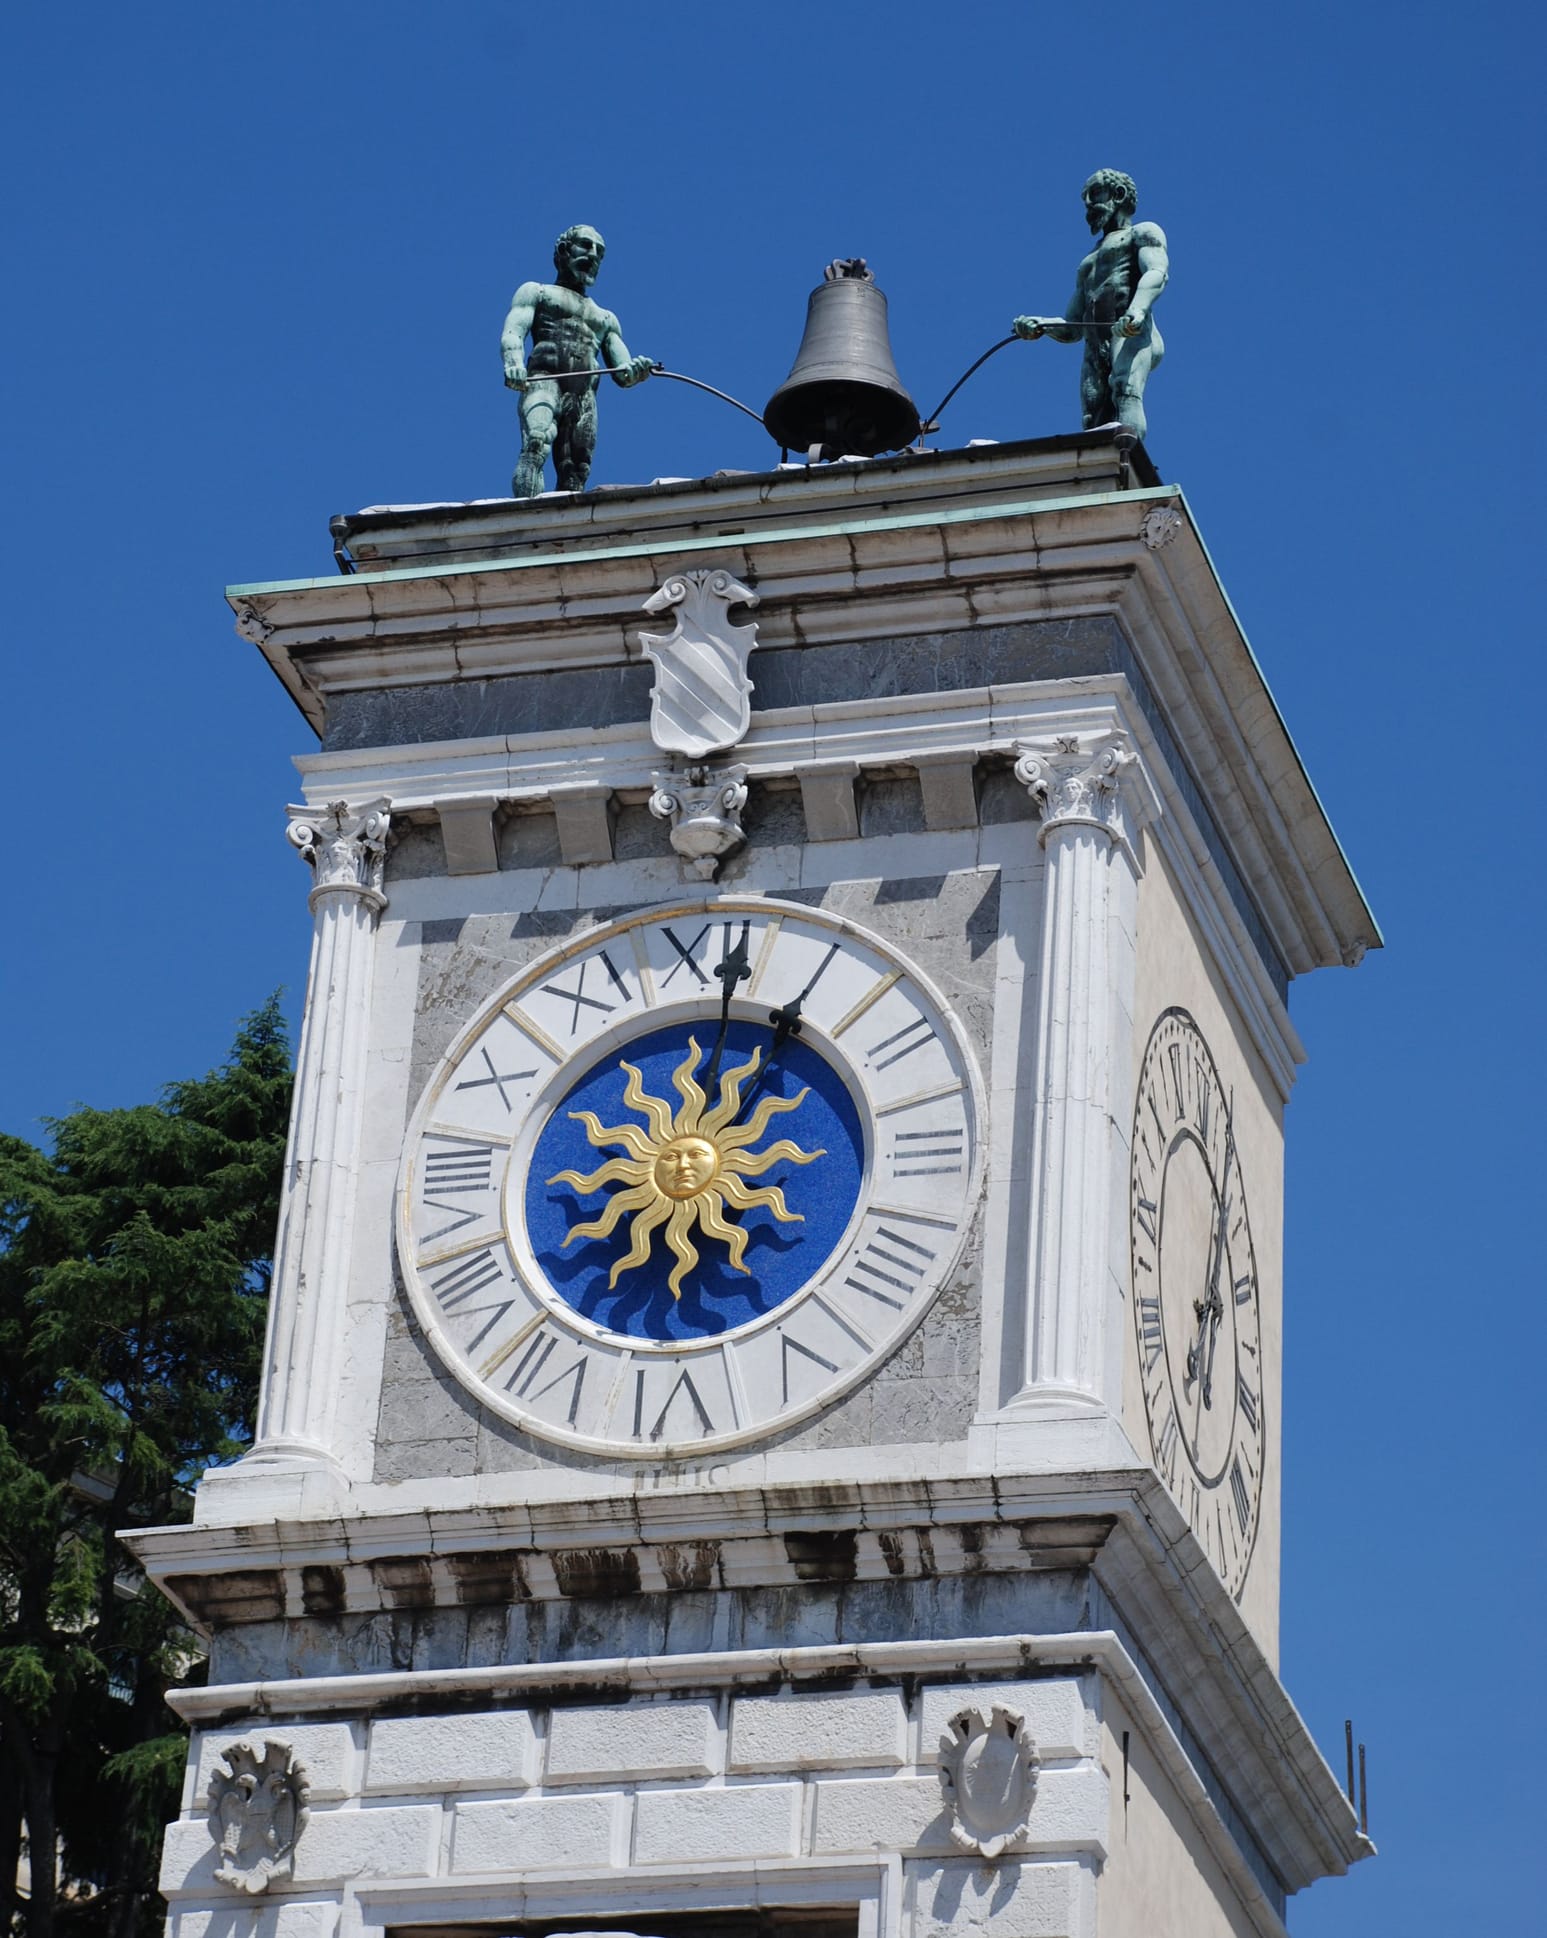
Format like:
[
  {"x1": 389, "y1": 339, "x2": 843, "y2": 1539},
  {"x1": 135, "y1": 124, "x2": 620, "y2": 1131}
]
[{"x1": 1, "y1": 3, "x2": 1541, "y2": 1930}]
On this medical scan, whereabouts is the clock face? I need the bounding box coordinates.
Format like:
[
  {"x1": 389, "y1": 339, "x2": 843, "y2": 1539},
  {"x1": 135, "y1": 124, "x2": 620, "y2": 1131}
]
[
  {"x1": 397, "y1": 898, "x2": 981, "y2": 1457},
  {"x1": 1129, "y1": 1008, "x2": 1264, "y2": 1597}
]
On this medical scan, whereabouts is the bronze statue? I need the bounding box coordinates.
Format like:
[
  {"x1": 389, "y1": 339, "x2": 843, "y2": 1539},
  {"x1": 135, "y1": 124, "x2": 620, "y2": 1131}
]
[
  {"x1": 501, "y1": 225, "x2": 654, "y2": 497},
  {"x1": 1014, "y1": 171, "x2": 1169, "y2": 443}
]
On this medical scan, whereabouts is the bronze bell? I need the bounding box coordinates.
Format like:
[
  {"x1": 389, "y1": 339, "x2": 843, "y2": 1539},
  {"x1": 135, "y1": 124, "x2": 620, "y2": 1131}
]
[{"x1": 764, "y1": 259, "x2": 921, "y2": 459}]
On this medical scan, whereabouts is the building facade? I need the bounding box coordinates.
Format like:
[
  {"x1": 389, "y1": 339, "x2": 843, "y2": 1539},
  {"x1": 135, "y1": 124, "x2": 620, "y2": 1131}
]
[{"x1": 131, "y1": 432, "x2": 1375, "y2": 1938}]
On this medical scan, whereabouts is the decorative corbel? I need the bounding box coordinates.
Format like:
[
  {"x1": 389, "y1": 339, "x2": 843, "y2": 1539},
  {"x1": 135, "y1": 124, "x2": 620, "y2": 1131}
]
[{"x1": 649, "y1": 766, "x2": 749, "y2": 880}]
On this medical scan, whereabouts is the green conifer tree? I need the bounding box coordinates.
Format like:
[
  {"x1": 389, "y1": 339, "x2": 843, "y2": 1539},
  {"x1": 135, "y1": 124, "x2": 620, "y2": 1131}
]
[{"x1": 0, "y1": 1002, "x2": 292, "y2": 1938}]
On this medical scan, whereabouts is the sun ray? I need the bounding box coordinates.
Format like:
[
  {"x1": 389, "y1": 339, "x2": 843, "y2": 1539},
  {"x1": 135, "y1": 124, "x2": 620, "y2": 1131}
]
[
  {"x1": 669, "y1": 1039, "x2": 708, "y2": 1131},
  {"x1": 717, "y1": 1086, "x2": 811, "y2": 1152},
  {"x1": 548, "y1": 1153, "x2": 650, "y2": 1193},
  {"x1": 700, "y1": 1046, "x2": 762, "y2": 1136},
  {"x1": 604, "y1": 1193, "x2": 673, "y2": 1288},
  {"x1": 620, "y1": 1061, "x2": 675, "y2": 1143},
  {"x1": 719, "y1": 1171, "x2": 803, "y2": 1223},
  {"x1": 565, "y1": 1112, "x2": 656, "y2": 1162},
  {"x1": 561, "y1": 1178, "x2": 656, "y2": 1248},
  {"x1": 664, "y1": 1200, "x2": 701, "y2": 1299},
  {"x1": 722, "y1": 1136, "x2": 826, "y2": 1179},
  {"x1": 548, "y1": 1037, "x2": 828, "y2": 1304},
  {"x1": 696, "y1": 1193, "x2": 751, "y2": 1274}
]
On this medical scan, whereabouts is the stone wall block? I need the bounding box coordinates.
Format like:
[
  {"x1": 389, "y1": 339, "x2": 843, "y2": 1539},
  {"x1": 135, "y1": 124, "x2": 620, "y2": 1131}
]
[
  {"x1": 919, "y1": 1679, "x2": 1089, "y2": 1762},
  {"x1": 810, "y1": 1775, "x2": 952, "y2": 1854},
  {"x1": 158, "y1": 1820, "x2": 222, "y2": 1897},
  {"x1": 171, "y1": 1903, "x2": 339, "y2": 1938},
  {"x1": 729, "y1": 1689, "x2": 907, "y2": 1773},
  {"x1": 632, "y1": 1782, "x2": 800, "y2": 1865},
  {"x1": 192, "y1": 1723, "x2": 359, "y2": 1806},
  {"x1": 1025, "y1": 1767, "x2": 1109, "y2": 1855},
  {"x1": 451, "y1": 1794, "x2": 618, "y2": 1873},
  {"x1": 546, "y1": 1699, "x2": 718, "y2": 1783},
  {"x1": 911, "y1": 1857, "x2": 1084, "y2": 1938},
  {"x1": 366, "y1": 1710, "x2": 538, "y2": 1793},
  {"x1": 289, "y1": 1805, "x2": 442, "y2": 1885}
]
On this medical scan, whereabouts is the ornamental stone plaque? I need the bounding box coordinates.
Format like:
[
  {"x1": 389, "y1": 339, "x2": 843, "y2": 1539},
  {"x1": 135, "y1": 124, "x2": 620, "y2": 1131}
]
[
  {"x1": 937, "y1": 1702, "x2": 1039, "y2": 1858},
  {"x1": 207, "y1": 1740, "x2": 310, "y2": 1893}
]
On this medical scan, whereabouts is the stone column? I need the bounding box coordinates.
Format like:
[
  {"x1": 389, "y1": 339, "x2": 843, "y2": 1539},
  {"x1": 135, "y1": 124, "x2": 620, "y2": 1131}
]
[
  {"x1": 1012, "y1": 733, "x2": 1154, "y2": 1406},
  {"x1": 250, "y1": 798, "x2": 391, "y2": 1468}
]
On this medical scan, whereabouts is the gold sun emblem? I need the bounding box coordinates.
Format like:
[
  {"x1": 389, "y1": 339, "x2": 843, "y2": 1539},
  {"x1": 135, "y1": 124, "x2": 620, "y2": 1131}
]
[{"x1": 547, "y1": 1037, "x2": 825, "y2": 1300}]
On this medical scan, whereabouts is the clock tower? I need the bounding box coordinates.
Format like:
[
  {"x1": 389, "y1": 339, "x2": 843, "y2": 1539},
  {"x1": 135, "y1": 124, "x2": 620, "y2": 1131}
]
[{"x1": 133, "y1": 431, "x2": 1375, "y2": 1938}]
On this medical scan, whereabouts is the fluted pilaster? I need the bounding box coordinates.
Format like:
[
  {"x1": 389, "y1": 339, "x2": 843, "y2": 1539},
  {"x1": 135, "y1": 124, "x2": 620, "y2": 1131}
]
[
  {"x1": 250, "y1": 800, "x2": 390, "y2": 1465},
  {"x1": 1013, "y1": 734, "x2": 1154, "y2": 1402}
]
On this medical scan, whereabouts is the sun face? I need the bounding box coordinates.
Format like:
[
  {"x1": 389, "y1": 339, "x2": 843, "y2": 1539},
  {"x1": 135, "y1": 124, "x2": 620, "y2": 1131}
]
[{"x1": 547, "y1": 1036, "x2": 825, "y2": 1299}]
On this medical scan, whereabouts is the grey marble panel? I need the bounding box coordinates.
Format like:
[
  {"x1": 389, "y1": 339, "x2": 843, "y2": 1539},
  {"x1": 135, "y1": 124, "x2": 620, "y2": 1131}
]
[{"x1": 207, "y1": 1568, "x2": 1095, "y2": 1685}]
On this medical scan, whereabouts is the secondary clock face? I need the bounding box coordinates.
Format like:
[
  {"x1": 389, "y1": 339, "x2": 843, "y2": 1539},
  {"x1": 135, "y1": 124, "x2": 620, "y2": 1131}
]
[
  {"x1": 397, "y1": 897, "x2": 981, "y2": 1457},
  {"x1": 1130, "y1": 1008, "x2": 1264, "y2": 1598}
]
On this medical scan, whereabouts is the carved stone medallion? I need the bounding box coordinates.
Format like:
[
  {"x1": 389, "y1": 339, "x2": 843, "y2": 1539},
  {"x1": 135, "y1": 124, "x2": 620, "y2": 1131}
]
[
  {"x1": 207, "y1": 1740, "x2": 310, "y2": 1893},
  {"x1": 1139, "y1": 503, "x2": 1184, "y2": 550},
  {"x1": 937, "y1": 1703, "x2": 1039, "y2": 1858},
  {"x1": 640, "y1": 569, "x2": 760, "y2": 760}
]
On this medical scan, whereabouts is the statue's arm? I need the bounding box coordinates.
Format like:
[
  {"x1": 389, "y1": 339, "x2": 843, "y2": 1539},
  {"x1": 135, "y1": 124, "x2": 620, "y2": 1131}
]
[
  {"x1": 1014, "y1": 269, "x2": 1086, "y2": 345},
  {"x1": 1121, "y1": 224, "x2": 1169, "y2": 334},
  {"x1": 501, "y1": 283, "x2": 540, "y2": 388},
  {"x1": 599, "y1": 311, "x2": 655, "y2": 388}
]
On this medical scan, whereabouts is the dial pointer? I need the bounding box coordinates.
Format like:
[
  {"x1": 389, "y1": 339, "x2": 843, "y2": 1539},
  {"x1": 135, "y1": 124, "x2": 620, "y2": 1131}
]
[{"x1": 702, "y1": 922, "x2": 752, "y2": 1095}]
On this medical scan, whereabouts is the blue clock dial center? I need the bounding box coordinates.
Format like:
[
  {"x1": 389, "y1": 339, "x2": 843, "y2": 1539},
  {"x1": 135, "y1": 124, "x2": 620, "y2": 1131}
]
[{"x1": 525, "y1": 1020, "x2": 865, "y2": 1342}]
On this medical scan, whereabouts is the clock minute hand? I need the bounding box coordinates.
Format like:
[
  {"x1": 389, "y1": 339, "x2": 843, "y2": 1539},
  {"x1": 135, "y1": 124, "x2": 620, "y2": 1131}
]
[
  {"x1": 702, "y1": 923, "x2": 752, "y2": 1096},
  {"x1": 732, "y1": 990, "x2": 805, "y2": 1127},
  {"x1": 1198, "y1": 1104, "x2": 1237, "y2": 1408}
]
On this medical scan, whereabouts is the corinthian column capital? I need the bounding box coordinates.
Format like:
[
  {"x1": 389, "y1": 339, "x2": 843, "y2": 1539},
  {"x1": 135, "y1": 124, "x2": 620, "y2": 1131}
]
[
  {"x1": 1014, "y1": 731, "x2": 1153, "y2": 860},
  {"x1": 286, "y1": 799, "x2": 391, "y2": 912}
]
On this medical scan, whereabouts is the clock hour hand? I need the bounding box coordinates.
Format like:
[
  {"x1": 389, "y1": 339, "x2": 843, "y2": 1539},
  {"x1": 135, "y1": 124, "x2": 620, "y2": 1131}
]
[
  {"x1": 1188, "y1": 1100, "x2": 1236, "y2": 1407},
  {"x1": 732, "y1": 989, "x2": 805, "y2": 1126},
  {"x1": 702, "y1": 922, "x2": 752, "y2": 1096}
]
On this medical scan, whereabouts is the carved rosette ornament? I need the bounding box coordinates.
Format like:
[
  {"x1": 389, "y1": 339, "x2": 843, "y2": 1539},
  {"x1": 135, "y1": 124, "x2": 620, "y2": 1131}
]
[
  {"x1": 938, "y1": 1703, "x2": 1039, "y2": 1859},
  {"x1": 207, "y1": 1741, "x2": 309, "y2": 1894},
  {"x1": 286, "y1": 798, "x2": 391, "y2": 911},
  {"x1": 1139, "y1": 503, "x2": 1184, "y2": 550},
  {"x1": 640, "y1": 569, "x2": 760, "y2": 760},
  {"x1": 649, "y1": 767, "x2": 749, "y2": 880}
]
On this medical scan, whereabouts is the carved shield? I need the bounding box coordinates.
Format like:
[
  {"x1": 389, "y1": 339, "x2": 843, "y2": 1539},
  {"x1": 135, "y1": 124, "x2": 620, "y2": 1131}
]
[
  {"x1": 938, "y1": 1703, "x2": 1039, "y2": 1858},
  {"x1": 640, "y1": 569, "x2": 760, "y2": 760}
]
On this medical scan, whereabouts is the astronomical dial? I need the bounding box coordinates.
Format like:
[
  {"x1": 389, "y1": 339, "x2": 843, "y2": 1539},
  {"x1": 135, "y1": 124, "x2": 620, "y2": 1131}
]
[
  {"x1": 1130, "y1": 1007, "x2": 1264, "y2": 1597},
  {"x1": 396, "y1": 898, "x2": 981, "y2": 1457}
]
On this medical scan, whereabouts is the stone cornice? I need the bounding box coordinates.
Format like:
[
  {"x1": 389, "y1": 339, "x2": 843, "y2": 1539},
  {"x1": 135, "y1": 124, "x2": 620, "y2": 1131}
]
[
  {"x1": 237, "y1": 478, "x2": 1376, "y2": 979},
  {"x1": 129, "y1": 1467, "x2": 1367, "y2": 1901}
]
